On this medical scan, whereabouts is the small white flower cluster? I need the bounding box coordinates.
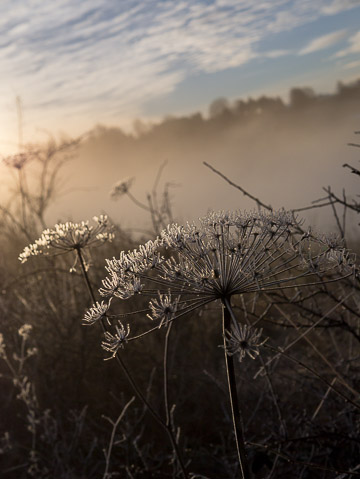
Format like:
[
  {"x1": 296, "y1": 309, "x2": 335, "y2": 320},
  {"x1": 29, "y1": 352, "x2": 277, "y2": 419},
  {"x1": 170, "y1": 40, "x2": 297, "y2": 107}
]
[
  {"x1": 99, "y1": 239, "x2": 163, "y2": 299},
  {"x1": 225, "y1": 323, "x2": 267, "y2": 362},
  {"x1": 18, "y1": 324, "x2": 33, "y2": 340},
  {"x1": 19, "y1": 215, "x2": 115, "y2": 263}
]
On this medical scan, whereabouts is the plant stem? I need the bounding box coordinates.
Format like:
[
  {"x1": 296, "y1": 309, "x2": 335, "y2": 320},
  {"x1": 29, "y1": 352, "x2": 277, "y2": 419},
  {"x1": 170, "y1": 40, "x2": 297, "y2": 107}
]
[
  {"x1": 223, "y1": 298, "x2": 251, "y2": 479},
  {"x1": 18, "y1": 169, "x2": 28, "y2": 232},
  {"x1": 103, "y1": 396, "x2": 135, "y2": 479},
  {"x1": 76, "y1": 247, "x2": 96, "y2": 303},
  {"x1": 164, "y1": 321, "x2": 173, "y2": 427},
  {"x1": 76, "y1": 247, "x2": 188, "y2": 478},
  {"x1": 117, "y1": 352, "x2": 188, "y2": 478}
]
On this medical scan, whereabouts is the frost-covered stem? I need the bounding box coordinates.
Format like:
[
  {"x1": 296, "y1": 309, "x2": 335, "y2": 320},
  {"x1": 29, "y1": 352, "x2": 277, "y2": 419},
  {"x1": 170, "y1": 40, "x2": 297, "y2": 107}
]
[
  {"x1": 223, "y1": 298, "x2": 250, "y2": 479},
  {"x1": 164, "y1": 321, "x2": 173, "y2": 427},
  {"x1": 76, "y1": 247, "x2": 96, "y2": 304},
  {"x1": 76, "y1": 247, "x2": 187, "y2": 478}
]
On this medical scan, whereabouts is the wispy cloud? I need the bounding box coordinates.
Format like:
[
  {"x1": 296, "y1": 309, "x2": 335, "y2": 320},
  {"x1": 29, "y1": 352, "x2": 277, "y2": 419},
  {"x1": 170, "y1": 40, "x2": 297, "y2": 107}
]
[
  {"x1": 299, "y1": 30, "x2": 347, "y2": 55},
  {"x1": 263, "y1": 50, "x2": 291, "y2": 58},
  {"x1": 321, "y1": 0, "x2": 360, "y2": 15},
  {"x1": 335, "y1": 31, "x2": 360, "y2": 57},
  {"x1": 343, "y1": 59, "x2": 360, "y2": 69},
  {"x1": 0, "y1": 0, "x2": 358, "y2": 142}
]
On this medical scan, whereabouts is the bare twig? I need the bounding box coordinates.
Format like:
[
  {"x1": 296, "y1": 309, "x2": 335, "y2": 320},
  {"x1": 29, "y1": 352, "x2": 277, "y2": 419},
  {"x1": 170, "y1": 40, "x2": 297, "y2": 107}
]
[
  {"x1": 102, "y1": 396, "x2": 136, "y2": 479},
  {"x1": 203, "y1": 161, "x2": 273, "y2": 211}
]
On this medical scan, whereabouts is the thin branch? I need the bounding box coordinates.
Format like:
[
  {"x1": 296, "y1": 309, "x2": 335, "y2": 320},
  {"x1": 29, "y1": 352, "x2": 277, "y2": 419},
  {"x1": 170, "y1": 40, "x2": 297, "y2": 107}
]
[
  {"x1": 264, "y1": 343, "x2": 360, "y2": 411},
  {"x1": 102, "y1": 396, "x2": 135, "y2": 479},
  {"x1": 203, "y1": 161, "x2": 273, "y2": 211},
  {"x1": 343, "y1": 163, "x2": 360, "y2": 175}
]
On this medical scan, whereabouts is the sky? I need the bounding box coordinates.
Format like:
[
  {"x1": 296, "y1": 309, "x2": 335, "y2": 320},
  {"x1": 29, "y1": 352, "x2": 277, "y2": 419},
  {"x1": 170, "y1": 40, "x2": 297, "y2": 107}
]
[{"x1": 0, "y1": 0, "x2": 360, "y2": 153}]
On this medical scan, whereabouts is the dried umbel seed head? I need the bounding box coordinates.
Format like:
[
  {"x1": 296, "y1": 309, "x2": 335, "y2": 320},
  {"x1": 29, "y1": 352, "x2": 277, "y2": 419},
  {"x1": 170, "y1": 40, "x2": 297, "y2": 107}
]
[
  {"x1": 147, "y1": 292, "x2": 180, "y2": 328},
  {"x1": 83, "y1": 300, "x2": 112, "y2": 326},
  {"x1": 19, "y1": 215, "x2": 115, "y2": 263},
  {"x1": 224, "y1": 322, "x2": 267, "y2": 362},
  {"x1": 86, "y1": 210, "x2": 354, "y2": 357},
  {"x1": 109, "y1": 177, "x2": 134, "y2": 199},
  {"x1": 2, "y1": 152, "x2": 32, "y2": 170},
  {"x1": 101, "y1": 321, "x2": 130, "y2": 359}
]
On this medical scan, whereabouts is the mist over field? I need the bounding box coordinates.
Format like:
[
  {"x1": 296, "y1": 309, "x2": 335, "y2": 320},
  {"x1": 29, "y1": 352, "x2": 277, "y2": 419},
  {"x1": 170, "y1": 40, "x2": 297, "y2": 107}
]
[
  {"x1": 2, "y1": 79, "x2": 360, "y2": 477},
  {"x1": 28, "y1": 79, "x2": 358, "y2": 234}
]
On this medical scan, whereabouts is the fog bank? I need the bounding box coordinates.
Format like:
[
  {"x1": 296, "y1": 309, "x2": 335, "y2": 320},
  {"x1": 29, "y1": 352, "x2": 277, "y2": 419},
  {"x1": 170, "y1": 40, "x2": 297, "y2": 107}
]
[{"x1": 3, "y1": 79, "x2": 360, "y2": 235}]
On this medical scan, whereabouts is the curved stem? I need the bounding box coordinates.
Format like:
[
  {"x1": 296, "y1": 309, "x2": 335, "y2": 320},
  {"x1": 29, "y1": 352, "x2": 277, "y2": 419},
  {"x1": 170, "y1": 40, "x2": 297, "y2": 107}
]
[
  {"x1": 222, "y1": 298, "x2": 251, "y2": 479},
  {"x1": 126, "y1": 191, "x2": 151, "y2": 212},
  {"x1": 76, "y1": 248, "x2": 188, "y2": 478}
]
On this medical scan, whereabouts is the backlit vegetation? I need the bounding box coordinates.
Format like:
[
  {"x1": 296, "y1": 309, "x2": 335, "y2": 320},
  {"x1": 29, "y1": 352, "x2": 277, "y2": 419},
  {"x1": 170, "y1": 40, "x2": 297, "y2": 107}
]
[{"x1": 0, "y1": 133, "x2": 359, "y2": 478}]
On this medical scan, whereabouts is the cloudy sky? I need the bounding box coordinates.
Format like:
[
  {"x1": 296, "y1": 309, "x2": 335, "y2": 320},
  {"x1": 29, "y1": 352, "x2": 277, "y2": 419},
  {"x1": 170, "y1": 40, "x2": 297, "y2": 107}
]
[{"x1": 0, "y1": 0, "x2": 360, "y2": 153}]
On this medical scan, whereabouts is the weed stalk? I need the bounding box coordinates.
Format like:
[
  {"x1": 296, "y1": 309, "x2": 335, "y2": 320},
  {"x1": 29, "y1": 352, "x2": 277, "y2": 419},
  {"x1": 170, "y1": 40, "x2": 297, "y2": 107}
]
[
  {"x1": 223, "y1": 298, "x2": 250, "y2": 479},
  {"x1": 75, "y1": 247, "x2": 188, "y2": 478}
]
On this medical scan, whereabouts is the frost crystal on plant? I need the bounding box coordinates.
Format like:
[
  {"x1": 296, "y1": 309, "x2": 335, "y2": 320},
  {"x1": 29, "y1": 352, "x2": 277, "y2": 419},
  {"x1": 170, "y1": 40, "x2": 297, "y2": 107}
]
[
  {"x1": 101, "y1": 321, "x2": 130, "y2": 359},
  {"x1": 225, "y1": 323, "x2": 267, "y2": 362},
  {"x1": 19, "y1": 215, "x2": 115, "y2": 263},
  {"x1": 83, "y1": 300, "x2": 111, "y2": 325},
  {"x1": 147, "y1": 292, "x2": 180, "y2": 328}
]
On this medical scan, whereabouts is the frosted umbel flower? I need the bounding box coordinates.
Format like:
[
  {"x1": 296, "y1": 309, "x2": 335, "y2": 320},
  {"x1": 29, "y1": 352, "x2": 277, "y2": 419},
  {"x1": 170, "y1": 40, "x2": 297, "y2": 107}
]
[
  {"x1": 83, "y1": 300, "x2": 111, "y2": 325},
  {"x1": 225, "y1": 323, "x2": 267, "y2": 362},
  {"x1": 86, "y1": 210, "x2": 354, "y2": 356},
  {"x1": 19, "y1": 215, "x2": 115, "y2": 264},
  {"x1": 147, "y1": 292, "x2": 180, "y2": 328},
  {"x1": 101, "y1": 321, "x2": 130, "y2": 359},
  {"x1": 94, "y1": 209, "x2": 353, "y2": 327}
]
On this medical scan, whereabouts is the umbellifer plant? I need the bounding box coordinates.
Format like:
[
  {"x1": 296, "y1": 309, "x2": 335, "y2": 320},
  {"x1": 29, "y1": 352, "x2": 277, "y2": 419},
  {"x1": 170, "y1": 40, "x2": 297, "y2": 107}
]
[{"x1": 83, "y1": 210, "x2": 354, "y2": 478}]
